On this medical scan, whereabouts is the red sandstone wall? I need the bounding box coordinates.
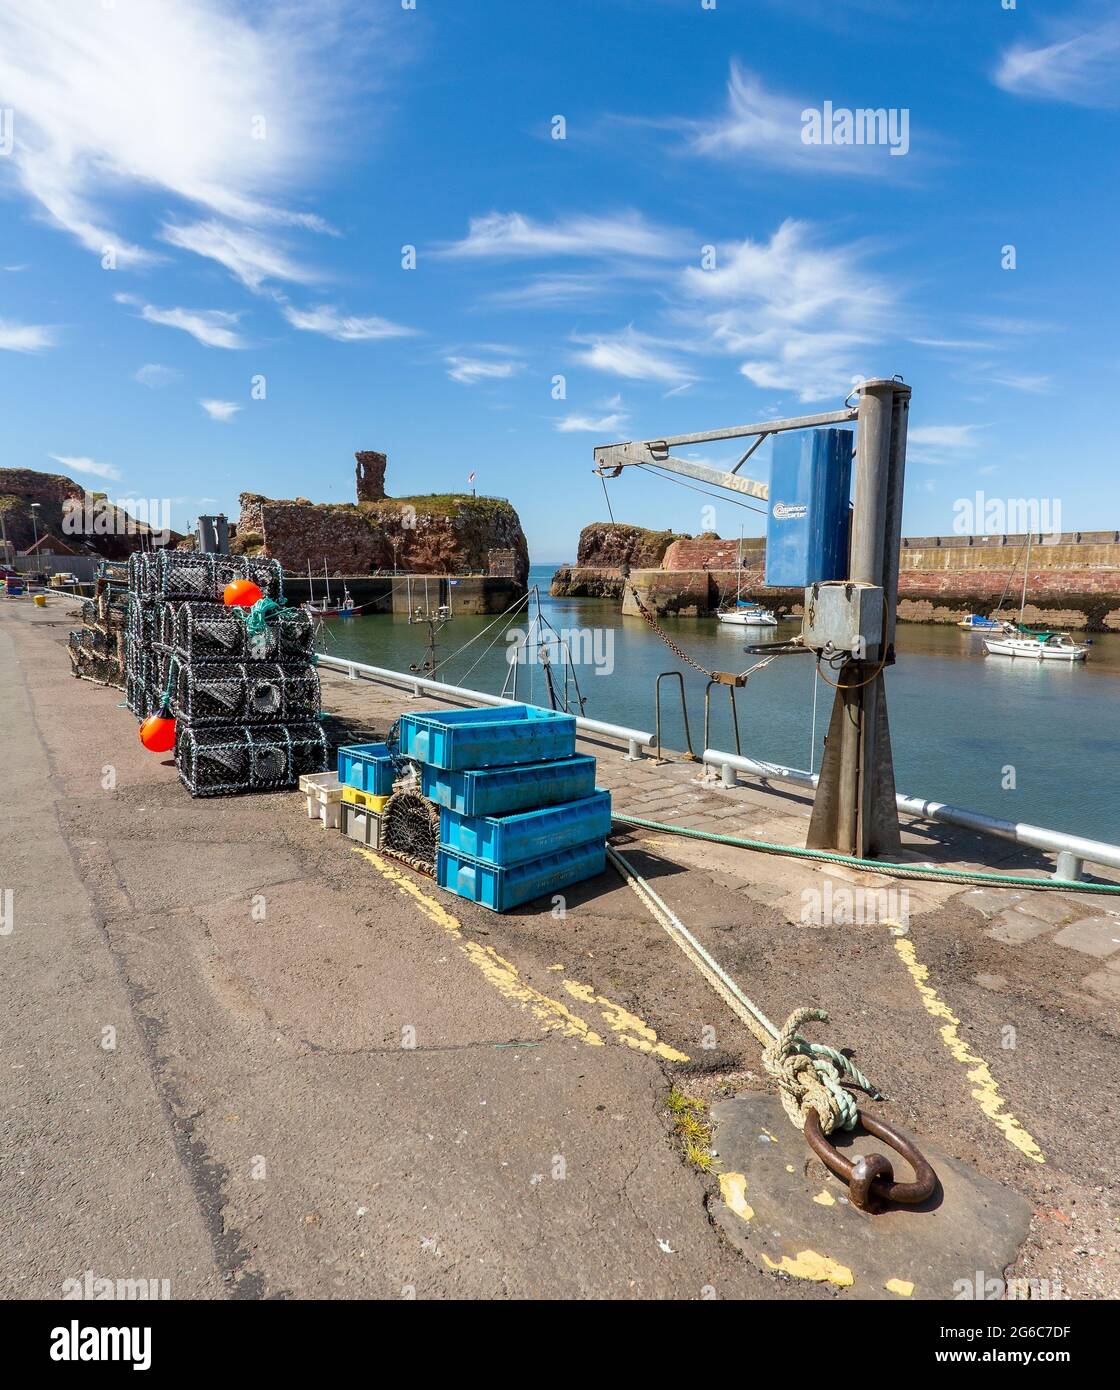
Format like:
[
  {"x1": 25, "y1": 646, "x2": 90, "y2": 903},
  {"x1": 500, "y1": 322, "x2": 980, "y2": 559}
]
[{"x1": 662, "y1": 537, "x2": 765, "y2": 571}]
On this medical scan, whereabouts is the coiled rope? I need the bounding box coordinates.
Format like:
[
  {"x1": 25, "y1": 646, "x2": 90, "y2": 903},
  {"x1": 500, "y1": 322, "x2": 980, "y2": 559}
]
[{"x1": 607, "y1": 845, "x2": 882, "y2": 1135}]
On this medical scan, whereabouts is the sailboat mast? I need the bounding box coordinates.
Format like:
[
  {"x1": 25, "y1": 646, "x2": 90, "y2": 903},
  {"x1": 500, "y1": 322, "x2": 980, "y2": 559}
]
[
  {"x1": 323, "y1": 560, "x2": 331, "y2": 606},
  {"x1": 307, "y1": 558, "x2": 314, "y2": 605},
  {"x1": 1019, "y1": 532, "x2": 1031, "y2": 623}
]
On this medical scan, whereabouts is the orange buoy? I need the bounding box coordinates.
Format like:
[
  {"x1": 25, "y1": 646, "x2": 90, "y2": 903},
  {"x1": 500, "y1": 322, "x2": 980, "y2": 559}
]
[
  {"x1": 139, "y1": 707, "x2": 176, "y2": 752},
  {"x1": 223, "y1": 579, "x2": 263, "y2": 608}
]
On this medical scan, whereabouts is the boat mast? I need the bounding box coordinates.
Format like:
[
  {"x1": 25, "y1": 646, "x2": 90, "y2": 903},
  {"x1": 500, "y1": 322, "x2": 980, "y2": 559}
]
[
  {"x1": 1019, "y1": 532, "x2": 1031, "y2": 624},
  {"x1": 307, "y1": 558, "x2": 314, "y2": 605},
  {"x1": 323, "y1": 560, "x2": 331, "y2": 606}
]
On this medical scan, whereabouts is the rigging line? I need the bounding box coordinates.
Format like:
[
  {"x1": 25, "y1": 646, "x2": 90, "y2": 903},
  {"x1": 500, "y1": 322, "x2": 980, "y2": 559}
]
[
  {"x1": 992, "y1": 533, "x2": 1030, "y2": 618},
  {"x1": 428, "y1": 587, "x2": 532, "y2": 675},
  {"x1": 453, "y1": 602, "x2": 530, "y2": 687},
  {"x1": 600, "y1": 473, "x2": 616, "y2": 524},
  {"x1": 634, "y1": 462, "x2": 770, "y2": 516}
]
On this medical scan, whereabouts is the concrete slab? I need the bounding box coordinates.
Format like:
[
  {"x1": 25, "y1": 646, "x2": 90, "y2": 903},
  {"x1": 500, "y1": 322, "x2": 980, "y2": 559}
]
[
  {"x1": 1081, "y1": 970, "x2": 1120, "y2": 1004},
  {"x1": 959, "y1": 888, "x2": 1026, "y2": 918},
  {"x1": 1051, "y1": 917, "x2": 1120, "y2": 958},
  {"x1": 987, "y1": 907, "x2": 1060, "y2": 945},
  {"x1": 1010, "y1": 894, "x2": 1079, "y2": 926},
  {"x1": 710, "y1": 1094, "x2": 1032, "y2": 1301}
]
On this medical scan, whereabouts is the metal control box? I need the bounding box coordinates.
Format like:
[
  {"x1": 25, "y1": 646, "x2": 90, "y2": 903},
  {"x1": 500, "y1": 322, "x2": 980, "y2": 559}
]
[
  {"x1": 802, "y1": 581, "x2": 884, "y2": 655},
  {"x1": 765, "y1": 428, "x2": 853, "y2": 587}
]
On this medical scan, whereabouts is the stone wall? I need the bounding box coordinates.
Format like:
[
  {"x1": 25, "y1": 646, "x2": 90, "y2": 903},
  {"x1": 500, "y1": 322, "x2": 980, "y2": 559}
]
[
  {"x1": 662, "y1": 537, "x2": 765, "y2": 571},
  {"x1": 553, "y1": 520, "x2": 1120, "y2": 629},
  {"x1": 239, "y1": 451, "x2": 530, "y2": 587}
]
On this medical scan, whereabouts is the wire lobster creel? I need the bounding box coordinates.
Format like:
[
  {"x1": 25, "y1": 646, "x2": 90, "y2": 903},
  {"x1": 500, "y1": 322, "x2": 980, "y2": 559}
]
[
  {"x1": 152, "y1": 552, "x2": 284, "y2": 603},
  {"x1": 175, "y1": 722, "x2": 330, "y2": 798},
  {"x1": 171, "y1": 661, "x2": 322, "y2": 726},
  {"x1": 173, "y1": 601, "x2": 315, "y2": 664},
  {"x1": 380, "y1": 789, "x2": 440, "y2": 875}
]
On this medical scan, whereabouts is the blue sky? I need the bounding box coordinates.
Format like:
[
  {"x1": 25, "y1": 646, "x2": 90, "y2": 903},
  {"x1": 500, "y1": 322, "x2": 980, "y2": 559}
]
[{"x1": 1, "y1": 0, "x2": 1117, "y2": 561}]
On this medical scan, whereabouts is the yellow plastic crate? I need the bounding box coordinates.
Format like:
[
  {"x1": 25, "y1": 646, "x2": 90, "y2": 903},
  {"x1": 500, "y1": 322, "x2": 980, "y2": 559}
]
[{"x1": 341, "y1": 785, "x2": 390, "y2": 813}]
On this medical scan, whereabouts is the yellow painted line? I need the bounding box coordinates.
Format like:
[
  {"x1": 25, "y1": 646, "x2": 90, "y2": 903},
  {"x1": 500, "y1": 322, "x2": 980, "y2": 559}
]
[
  {"x1": 885, "y1": 1277, "x2": 915, "y2": 1298},
  {"x1": 353, "y1": 849, "x2": 687, "y2": 1059},
  {"x1": 353, "y1": 849, "x2": 604, "y2": 1047},
  {"x1": 718, "y1": 1172, "x2": 754, "y2": 1222},
  {"x1": 762, "y1": 1250, "x2": 854, "y2": 1287},
  {"x1": 562, "y1": 980, "x2": 690, "y2": 1062},
  {"x1": 893, "y1": 938, "x2": 1045, "y2": 1164}
]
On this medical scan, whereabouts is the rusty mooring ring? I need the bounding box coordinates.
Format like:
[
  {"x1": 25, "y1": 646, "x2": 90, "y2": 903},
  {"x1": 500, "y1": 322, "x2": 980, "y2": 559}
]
[{"x1": 802, "y1": 1110, "x2": 937, "y2": 1212}]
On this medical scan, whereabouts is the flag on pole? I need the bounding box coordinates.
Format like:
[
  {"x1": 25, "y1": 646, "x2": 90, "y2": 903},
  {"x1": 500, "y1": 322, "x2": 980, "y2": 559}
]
[{"x1": 467, "y1": 471, "x2": 476, "y2": 484}]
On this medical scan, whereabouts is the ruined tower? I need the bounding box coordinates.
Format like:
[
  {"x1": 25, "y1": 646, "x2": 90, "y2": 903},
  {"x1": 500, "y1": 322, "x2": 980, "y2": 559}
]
[{"x1": 355, "y1": 451, "x2": 388, "y2": 503}]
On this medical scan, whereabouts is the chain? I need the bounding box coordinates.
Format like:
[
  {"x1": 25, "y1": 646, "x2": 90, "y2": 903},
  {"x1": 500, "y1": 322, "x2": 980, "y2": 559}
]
[{"x1": 626, "y1": 584, "x2": 719, "y2": 679}]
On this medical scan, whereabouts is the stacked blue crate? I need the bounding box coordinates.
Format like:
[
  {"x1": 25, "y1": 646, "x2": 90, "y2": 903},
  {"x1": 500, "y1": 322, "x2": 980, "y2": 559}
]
[{"x1": 399, "y1": 705, "x2": 610, "y2": 911}]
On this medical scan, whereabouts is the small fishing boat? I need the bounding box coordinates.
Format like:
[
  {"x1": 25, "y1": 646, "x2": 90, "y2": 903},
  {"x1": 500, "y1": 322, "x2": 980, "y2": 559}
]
[
  {"x1": 716, "y1": 528, "x2": 778, "y2": 626},
  {"x1": 984, "y1": 630, "x2": 1089, "y2": 661},
  {"x1": 302, "y1": 560, "x2": 365, "y2": 618},
  {"x1": 716, "y1": 601, "x2": 778, "y2": 627},
  {"x1": 981, "y1": 532, "x2": 1089, "y2": 661},
  {"x1": 958, "y1": 613, "x2": 1009, "y2": 631}
]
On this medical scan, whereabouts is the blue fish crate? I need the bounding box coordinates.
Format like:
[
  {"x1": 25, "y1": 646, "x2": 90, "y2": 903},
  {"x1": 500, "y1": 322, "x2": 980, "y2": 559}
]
[
  {"x1": 337, "y1": 742, "x2": 395, "y2": 796},
  {"x1": 421, "y1": 753, "x2": 597, "y2": 816},
  {"x1": 399, "y1": 704, "x2": 577, "y2": 771},
  {"x1": 437, "y1": 838, "x2": 607, "y2": 913},
  {"x1": 440, "y1": 790, "x2": 611, "y2": 868}
]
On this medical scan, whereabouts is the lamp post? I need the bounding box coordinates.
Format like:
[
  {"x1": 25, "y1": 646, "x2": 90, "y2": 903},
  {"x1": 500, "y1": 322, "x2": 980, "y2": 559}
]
[{"x1": 30, "y1": 502, "x2": 40, "y2": 553}]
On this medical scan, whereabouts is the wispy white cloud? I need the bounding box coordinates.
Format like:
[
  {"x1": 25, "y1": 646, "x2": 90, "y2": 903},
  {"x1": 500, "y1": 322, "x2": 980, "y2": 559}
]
[
  {"x1": 995, "y1": 14, "x2": 1120, "y2": 107},
  {"x1": 907, "y1": 424, "x2": 982, "y2": 465},
  {"x1": 486, "y1": 274, "x2": 604, "y2": 308},
  {"x1": 116, "y1": 293, "x2": 245, "y2": 349},
  {"x1": 553, "y1": 412, "x2": 629, "y2": 434},
  {"x1": 439, "y1": 211, "x2": 685, "y2": 260},
  {"x1": 280, "y1": 302, "x2": 416, "y2": 342},
  {"x1": 572, "y1": 326, "x2": 693, "y2": 386},
  {"x1": 987, "y1": 370, "x2": 1054, "y2": 395},
  {"x1": 0, "y1": 316, "x2": 57, "y2": 352},
  {"x1": 49, "y1": 452, "x2": 121, "y2": 481},
  {"x1": 0, "y1": 0, "x2": 355, "y2": 266},
  {"x1": 679, "y1": 219, "x2": 894, "y2": 401},
  {"x1": 684, "y1": 63, "x2": 910, "y2": 176},
  {"x1": 134, "y1": 363, "x2": 180, "y2": 388},
  {"x1": 199, "y1": 398, "x2": 241, "y2": 422},
  {"x1": 445, "y1": 354, "x2": 523, "y2": 385},
  {"x1": 161, "y1": 220, "x2": 316, "y2": 291}
]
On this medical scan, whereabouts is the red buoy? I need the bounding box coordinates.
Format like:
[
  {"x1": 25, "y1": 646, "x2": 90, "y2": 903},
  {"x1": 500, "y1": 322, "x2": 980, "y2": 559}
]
[
  {"x1": 223, "y1": 579, "x2": 263, "y2": 608},
  {"x1": 139, "y1": 707, "x2": 176, "y2": 752}
]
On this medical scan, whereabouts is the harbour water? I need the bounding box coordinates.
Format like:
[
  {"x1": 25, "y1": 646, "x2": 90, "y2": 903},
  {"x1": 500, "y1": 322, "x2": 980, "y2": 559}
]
[{"x1": 319, "y1": 565, "x2": 1120, "y2": 844}]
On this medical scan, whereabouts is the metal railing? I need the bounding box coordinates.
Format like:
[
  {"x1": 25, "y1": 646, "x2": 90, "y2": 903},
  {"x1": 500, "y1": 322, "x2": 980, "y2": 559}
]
[
  {"x1": 702, "y1": 747, "x2": 1120, "y2": 882},
  {"x1": 316, "y1": 653, "x2": 1115, "y2": 881},
  {"x1": 315, "y1": 653, "x2": 652, "y2": 760}
]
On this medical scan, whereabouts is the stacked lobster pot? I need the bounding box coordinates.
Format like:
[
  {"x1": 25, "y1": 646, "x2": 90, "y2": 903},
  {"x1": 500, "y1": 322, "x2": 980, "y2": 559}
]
[
  {"x1": 68, "y1": 559, "x2": 130, "y2": 689},
  {"x1": 128, "y1": 551, "x2": 328, "y2": 796}
]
